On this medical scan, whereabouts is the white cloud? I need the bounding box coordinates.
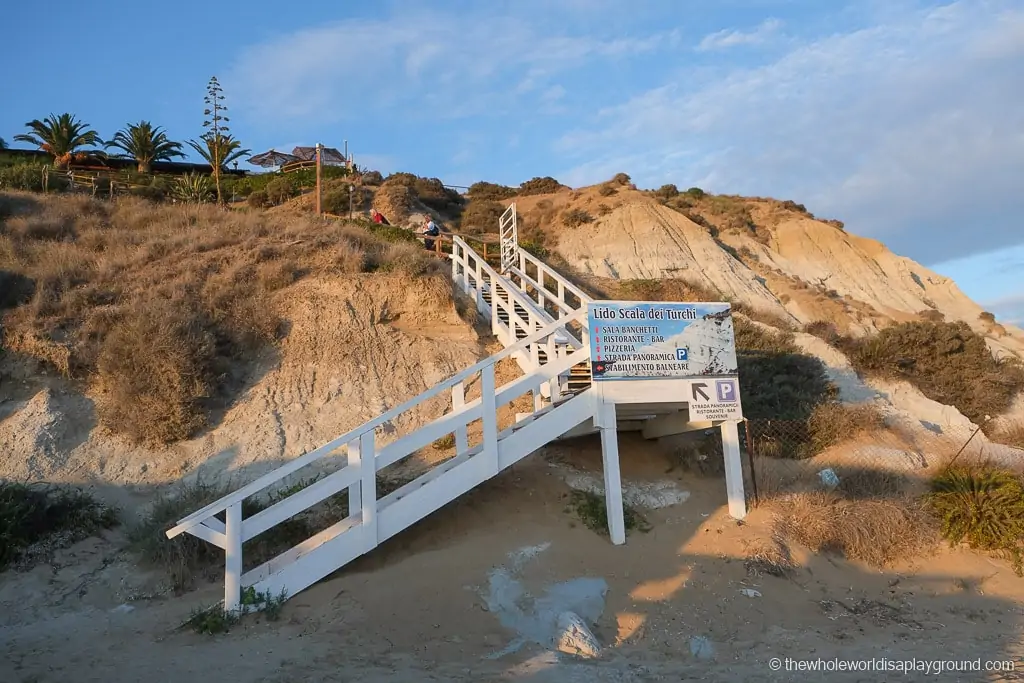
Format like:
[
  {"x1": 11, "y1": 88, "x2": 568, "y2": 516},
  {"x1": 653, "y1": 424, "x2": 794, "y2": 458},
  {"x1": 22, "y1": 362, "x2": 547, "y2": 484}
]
[
  {"x1": 556, "y1": 1, "x2": 1024, "y2": 264},
  {"x1": 227, "y1": 8, "x2": 679, "y2": 127},
  {"x1": 697, "y1": 18, "x2": 782, "y2": 51}
]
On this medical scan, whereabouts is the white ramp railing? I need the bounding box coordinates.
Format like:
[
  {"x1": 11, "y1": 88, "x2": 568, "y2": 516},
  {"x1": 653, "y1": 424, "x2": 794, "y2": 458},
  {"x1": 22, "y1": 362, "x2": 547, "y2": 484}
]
[
  {"x1": 166, "y1": 307, "x2": 593, "y2": 612},
  {"x1": 499, "y1": 203, "x2": 518, "y2": 275}
]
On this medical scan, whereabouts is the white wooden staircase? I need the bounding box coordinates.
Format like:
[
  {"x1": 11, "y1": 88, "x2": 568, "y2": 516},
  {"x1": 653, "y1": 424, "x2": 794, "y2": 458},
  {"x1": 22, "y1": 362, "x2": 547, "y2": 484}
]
[{"x1": 165, "y1": 204, "x2": 727, "y2": 612}]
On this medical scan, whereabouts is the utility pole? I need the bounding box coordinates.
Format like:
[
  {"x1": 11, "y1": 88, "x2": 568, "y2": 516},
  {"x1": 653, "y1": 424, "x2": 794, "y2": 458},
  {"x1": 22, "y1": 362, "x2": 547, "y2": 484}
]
[
  {"x1": 348, "y1": 183, "x2": 354, "y2": 220},
  {"x1": 315, "y1": 142, "x2": 323, "y2": 216}
]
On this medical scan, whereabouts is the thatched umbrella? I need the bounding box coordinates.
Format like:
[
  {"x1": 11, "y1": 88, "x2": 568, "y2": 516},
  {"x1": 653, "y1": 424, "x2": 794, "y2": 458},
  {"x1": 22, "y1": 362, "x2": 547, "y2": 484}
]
[
  {"x1": 248, "y1": 150, "x2": 300, "y2": 168},
  {"x1": 291, "y1": 146, "x2": 346, "y2": 164}
]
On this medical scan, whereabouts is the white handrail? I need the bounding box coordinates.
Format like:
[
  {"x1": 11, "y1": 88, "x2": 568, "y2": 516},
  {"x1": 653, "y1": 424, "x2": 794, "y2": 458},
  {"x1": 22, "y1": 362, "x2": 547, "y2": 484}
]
[
  {"x1": 452, "y1": 236, "x2": 569, "y2": 342},
  {"x1": 167, "y1": 307, "x2": 589, "y2": 538},
  {"x1": 518, "y1": 248, "x2": 592, "y2": 305}
]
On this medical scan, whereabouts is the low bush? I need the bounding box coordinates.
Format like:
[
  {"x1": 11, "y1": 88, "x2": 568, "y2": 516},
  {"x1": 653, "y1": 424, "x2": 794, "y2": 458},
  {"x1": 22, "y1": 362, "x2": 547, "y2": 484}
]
[
  {"x1": 774, "y1": 491, "x2": 935, "y2": 567},
  {"x1": 264, "y1": 177, "x2": 297, "y2": 206},
  {"x1": 597, "y1": 184, "x2": 617, "y2": 197},
  {"x1": 0, "y1": 163, "x2": 47, "y2": 192},
  {"x1": 466, "y1": 181, "x2": 516, "y2": 202},
  {"x1": 459, "y1": 199, "x2": 505, "y2": 234},
  {"x1": 979, "y1": 311, "x2": 997, "y2": 324},
  {"x1": 654, "y1": 184, "x2": 679, "y2": 199},
  {"x1": 518, "y1": 176, "x2": 567, "y2": 196},
  {"x1": 568, "y1": 490, "x2": 650, "y2": 534},
  {"x1": 733, "y1": 318, "x2": 835, "y2": 421},
  {"x1": 841, "y1": 321, "x2": 1024, "y2": 427},
  {"x1": 803, "y1": 320, "x2": 841, "y2": 344},
  {"x1": 0, "y1": 483, "x2": 118, "y2": 570},
  {"x1": 992, "y1": 420, "x2": 1024, "y2": 449},
  {"x1": 561, "y1": 208, "x2": 593, "y2": 228},
  {"x1": 926, "y1": 465, "x2": 1024, "y2": 575},
  {"x1": 382, "y1": 173, "x2": 462, "y2": 213},
  {"x1": 247, "y1": 190, "x2": 269, "y2": 208}
]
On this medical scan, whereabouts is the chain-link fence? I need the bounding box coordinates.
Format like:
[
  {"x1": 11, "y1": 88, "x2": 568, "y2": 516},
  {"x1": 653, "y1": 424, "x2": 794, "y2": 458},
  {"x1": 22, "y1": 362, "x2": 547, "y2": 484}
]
[{"x1": 738, "y1": 417, "x2": 1004, "y2": 507}]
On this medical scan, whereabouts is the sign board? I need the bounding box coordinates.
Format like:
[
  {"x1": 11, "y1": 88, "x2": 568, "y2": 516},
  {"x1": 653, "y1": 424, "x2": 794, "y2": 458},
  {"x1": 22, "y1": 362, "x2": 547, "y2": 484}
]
[
  {"x1": 587, "y1": 301, "x2": 742, "y2": 420},
  {"x1": 686, "y1": 377, "x2": 743, "y2": 421}
]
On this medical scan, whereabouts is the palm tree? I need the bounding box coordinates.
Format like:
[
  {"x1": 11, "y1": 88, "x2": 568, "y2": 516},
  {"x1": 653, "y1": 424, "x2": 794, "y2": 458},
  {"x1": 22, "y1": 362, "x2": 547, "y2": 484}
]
[
  {"x1": 13, "y1": 113, "x2": 103, "y2": 168},
  {"x1": 105, "y1": 121, "x2": 185, "y2": 174},
  {"x1": 187, "y1": 133, "x2": 250, "y2": 203}
]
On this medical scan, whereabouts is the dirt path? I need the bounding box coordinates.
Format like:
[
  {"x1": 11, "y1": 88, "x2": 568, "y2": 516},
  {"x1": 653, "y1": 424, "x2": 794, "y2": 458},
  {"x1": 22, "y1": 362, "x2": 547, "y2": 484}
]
[{"x1": 2, "y1": 441, "x2": 1024, "y2": 682}]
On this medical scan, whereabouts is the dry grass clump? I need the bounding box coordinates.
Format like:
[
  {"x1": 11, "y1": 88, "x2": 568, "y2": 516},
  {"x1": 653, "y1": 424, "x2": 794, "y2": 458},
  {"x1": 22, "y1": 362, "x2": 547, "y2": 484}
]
[
  {"x1": 992, "y1": 420, "x2": 1024, "y2": 450},
  {"x1": 0, "y1": 191, "x2": 449, "y2": 444},
  {"x1": 743, "y1": 536, "x2": 795, "y2": 577},
  {"x1": 773, "y1": 490, "x2": 936, "y2": 567}
]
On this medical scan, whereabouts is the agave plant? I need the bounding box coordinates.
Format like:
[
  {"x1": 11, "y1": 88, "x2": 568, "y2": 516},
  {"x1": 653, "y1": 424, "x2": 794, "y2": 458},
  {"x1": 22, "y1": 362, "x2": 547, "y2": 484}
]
[
  {"x1": 13, "y1": 113, "x2": 103, "y2": 168},
  {"x1": 171, "y1": 172, "x2": 214, "y2": 203},
  {"x1": 105, "y1": 121, "x2": 185, "y2": 174}
]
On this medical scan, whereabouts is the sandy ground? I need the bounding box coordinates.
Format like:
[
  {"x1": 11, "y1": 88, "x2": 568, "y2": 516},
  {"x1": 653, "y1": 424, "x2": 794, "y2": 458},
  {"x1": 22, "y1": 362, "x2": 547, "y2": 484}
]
[{"x1": 3, "y1": 434, "x2": 1024, "y2": 683}]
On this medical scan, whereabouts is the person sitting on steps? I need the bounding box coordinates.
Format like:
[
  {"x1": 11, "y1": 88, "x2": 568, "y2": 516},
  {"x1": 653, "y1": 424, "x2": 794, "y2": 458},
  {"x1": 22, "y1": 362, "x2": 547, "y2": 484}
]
[{"x1": 419, "y1": 218, "x2": 441, "y2": 252}]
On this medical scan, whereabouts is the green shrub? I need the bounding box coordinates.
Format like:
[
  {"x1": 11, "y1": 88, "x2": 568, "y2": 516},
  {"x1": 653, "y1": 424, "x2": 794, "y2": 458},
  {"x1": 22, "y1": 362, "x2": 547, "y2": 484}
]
[
  {"x1": 0, "y1": 163, "x2": 47, "y2": 192},
  {"x1": 684, "y1": 187, "x2": 706, "y2": 199},
  {"x1": 561, "y1": 208, "x2": 593, "y2": 227},
  {"x1": 597, "y1": 184, "x2": 617, "y2": 197},
  {"x1": 323, "y1": 186, "x2": 354, "y2": 215},
  {"x1": 926, "y1": 465, "x2": 1024, "y2": 575},
  {"x1": 610, "y1": 172, "x2": 631, "y2": 185},
  {"x1": 0, "y1": 483, "x2": 118, "y2": 570},
  {"x1": 467, "y1": 181, "x2": 516, "y2": 202},
  {"x1": 360, "y1": 170, "x2": 384, "y2": 185},
  {"x1": 459, "y1": 199, "x2": 505, "y2": 234},
  {"x1": 247, "y1": 190, "x2": 269, "y2": 208},
  {"x1": 654, "y1": 184, "x2": 679, "y2": 199},
  {"x1": 518, "y1": 176, "x2": 567, "y2": 196},
  {"x1": 803, "y1": 320, "x2": 841, "y2": 344},
  {"x1": 841, "y1": 321, "x2": 1024, "y2": 427},
  {"x1": 568, "y1": 490, "x2": 650, "y2": 534},
  {"x1": 265, "y1": 177, "x2": 297, "y2": 205}
]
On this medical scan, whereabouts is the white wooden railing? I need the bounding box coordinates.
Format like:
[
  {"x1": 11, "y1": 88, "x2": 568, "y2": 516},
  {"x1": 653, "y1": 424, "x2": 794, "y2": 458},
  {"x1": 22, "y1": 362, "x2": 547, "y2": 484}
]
[
  {"x1": 166, "y1": 307, "x2": 593, "y2": 612},
  {"x1": 451, "y1": 236, "x2": 584, "y2": 396},
  {"x1": 499, "y1": 203, "x2": 518, "y2": 274}
]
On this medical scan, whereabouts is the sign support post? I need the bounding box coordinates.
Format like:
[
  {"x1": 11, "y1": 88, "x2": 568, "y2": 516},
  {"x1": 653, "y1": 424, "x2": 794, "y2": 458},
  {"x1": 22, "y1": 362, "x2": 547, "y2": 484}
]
[
  {"x1": 595, "y1": 399, "x2": 625, "y2": 545},
  {"x1": 586, "y1": 300, "x2": 747, "y2": 521}
]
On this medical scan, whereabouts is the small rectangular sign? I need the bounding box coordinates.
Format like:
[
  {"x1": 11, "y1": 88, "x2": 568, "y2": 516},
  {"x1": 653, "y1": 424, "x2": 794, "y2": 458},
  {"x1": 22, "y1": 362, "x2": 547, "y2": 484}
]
[{"x1": 687, "y1": 378, "x2": 743, "y2": 421}]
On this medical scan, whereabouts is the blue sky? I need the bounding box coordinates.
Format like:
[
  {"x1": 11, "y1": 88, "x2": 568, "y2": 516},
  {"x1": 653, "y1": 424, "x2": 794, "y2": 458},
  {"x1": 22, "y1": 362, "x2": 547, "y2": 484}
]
[{"x1": 2, "y1": 0, "x2": 1022, "y2": 322}]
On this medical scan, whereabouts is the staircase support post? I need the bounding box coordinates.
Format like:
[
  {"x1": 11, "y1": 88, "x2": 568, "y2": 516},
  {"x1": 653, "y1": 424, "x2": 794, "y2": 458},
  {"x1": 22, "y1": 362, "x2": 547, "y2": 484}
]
[
  {"x1": 361, "y1": 431, "x2": 379, "y2": 551},
  {"x1": 224, "y1": 502, "x2": 243, "y2": 612},
  {"x1": 720, "y1": 420, "x2": 747, "y2": 520},
  {"x1": 481, "y1": 366, "x2": 499, "y2": 475},
  {"x1": 596, "y1": 401, "x2": 626, "y2": 545},
  {"x1": 347, "y1": 439, "x2": 362, "y2": 517}
]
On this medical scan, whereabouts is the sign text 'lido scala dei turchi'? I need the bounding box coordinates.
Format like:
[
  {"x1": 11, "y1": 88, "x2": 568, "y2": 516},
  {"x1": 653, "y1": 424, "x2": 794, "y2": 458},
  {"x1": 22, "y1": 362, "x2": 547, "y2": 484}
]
[{"x1": 587, "y1": 301, "x2": 744, "y2": 422}]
